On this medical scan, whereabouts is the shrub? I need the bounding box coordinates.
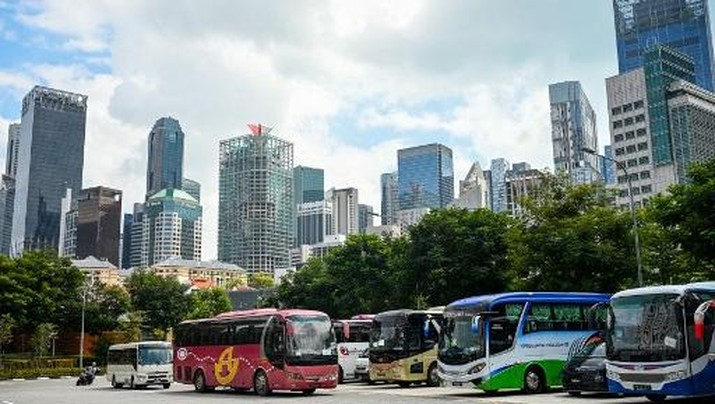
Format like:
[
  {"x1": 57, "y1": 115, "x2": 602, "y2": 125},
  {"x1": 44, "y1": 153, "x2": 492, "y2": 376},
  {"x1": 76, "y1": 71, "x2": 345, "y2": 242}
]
[{"x1": 0, "y1": 367, "x2": 80, "y2": 380}]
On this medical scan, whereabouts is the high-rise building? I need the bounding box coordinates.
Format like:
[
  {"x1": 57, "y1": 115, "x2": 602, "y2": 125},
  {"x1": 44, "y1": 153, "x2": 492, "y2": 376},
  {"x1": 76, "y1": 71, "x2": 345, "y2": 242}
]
[
  {"x1": 12, "y1": 86, "x2": 87, "y2": 253},
  {"x1": 380, "y1": 172, "x2": 398, "y2": 225},
  {"x1": 601, "y1": 145, "x2": 617, "y2": 184},
  {"x1": 358, "y1": 204, "x2": 374, "y2": 233},
  {"x1": 121, "y1": 213, "x2": 133, "y2": 269},
  {"x1": 182, "y1": 178, "x2": 201, "y2": 203},
  {"x1": 489, "y1": 158, "x2": 510, "y2": 213},
  {"x1": 328, "y1": 187, "x2": 359, "y2": 236},
  {"x1": 613, "y1": 0, "x2": 715, "y2": 91},
  {"x1": 397, "y1": 143, "x2": 454, "y2": 211},
  {"x1": 549, "y1": 81, "x2": 600, "y2": 184},
  {"x1": 5, "y1": 123, "x2": 20, "y2": 178},
  {"x1": 0, "y1": 175, "x2": 14, "y2": 255},
  {"x1": 138, "y1": 188, "x2": 202, "y2": 266},
  {"x1": 129, "y1": 203, "x2": 145, "y2": 268},
  {"x1": 505, "y1": 163, "x2": 542, "y2": 217},
  {"x1": 451, "y1": 162, "x2": 491, "y2": 211},
  {"x1": 296, "y1": 200, "x2": 332, "y2": 246},
  {"x1": 293, "y1": 166, "x2": 324, "y2": 206},
  {"x1": 218, "y1": 125, "x2": 293, "y2": 274},
  {"x1": 146, "y1": 117, "x2": 184, "y2": 199},
  {"x1": 62, "y1": 187, "x2": 122, "y2": 266}
]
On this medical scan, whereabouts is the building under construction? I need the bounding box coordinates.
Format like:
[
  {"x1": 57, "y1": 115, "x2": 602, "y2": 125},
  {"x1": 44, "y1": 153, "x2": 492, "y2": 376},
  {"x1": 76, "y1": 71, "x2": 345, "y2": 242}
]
[{"x1": 218, "y1": 124, "x2": 294, "y2": 275}]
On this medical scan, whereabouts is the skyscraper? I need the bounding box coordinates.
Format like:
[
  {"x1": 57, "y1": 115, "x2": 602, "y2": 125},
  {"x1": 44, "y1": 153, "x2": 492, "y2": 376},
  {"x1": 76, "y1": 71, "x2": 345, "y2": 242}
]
[
  {"x1": 296, "y1": 200, "x2": 332, "y2": 246},
  {"x1": 489, "y1": 158, "x2": 510, "y2": 213},
  {"x1": 62, "y1": 186, "x2": 122, "y2": 265},
  {"x1": 12, "y1": 86, "x2": 87, "y2": 253},
  {"x1": 380, "y1": 172, "x2": 398, "y2": 225},
  {"x1": 129, "y1": 203, "x2": 144, "y2": 268},
  {"x1": 121, "y1": 213, "x2": 133, "y2": 269},
  {"x1": 358, "y1": 204, "x2": 373, "y2": 233},
  {"x1": 549, "y1": 81, "x2": 600, "y2": 184},
  {"x1": 293, "y1": 166, "x2": 324, "y2": 207},
  {"x1": 451, "y1": 162, "x2": 490, "y2": 211},
  {"x1": 182, "y1": 178, "x2": 201, "y2": 203},
  {"x1": 328, "y1": 187, "x2": 359, "y2": 236},
  {"x1": 146, "y1": 117, "x2": 184, "y2": 198},
  {"x1": 601, "y1": 145, "x2": 617, "y2": 184},
  {"x1": 5, "y1": 123, "x2": 20, "y2": 178},
  {"x1": 0, "y1": 175, "x2": 14, "y2": 255},
  {"x1": 397, "y1": 143, "x2": 454, "y2": 211},
  {"x1": 218, "y1": 125, "x2": 293, "y2": 274},
  {"x1": 613, "y1": 0, "x2": 715, "y2": 91}
]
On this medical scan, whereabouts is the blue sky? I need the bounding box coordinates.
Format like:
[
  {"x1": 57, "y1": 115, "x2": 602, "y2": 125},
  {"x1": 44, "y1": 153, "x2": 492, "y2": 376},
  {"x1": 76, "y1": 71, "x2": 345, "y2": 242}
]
[{"x1": 1, "y1": 0, "x2": 700, "y2": 258}]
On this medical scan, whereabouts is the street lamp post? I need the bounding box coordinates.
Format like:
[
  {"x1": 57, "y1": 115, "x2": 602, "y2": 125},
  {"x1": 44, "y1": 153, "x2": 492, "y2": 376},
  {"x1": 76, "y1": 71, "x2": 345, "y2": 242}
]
[
  {"x1": 79, "y1": 277, "x2": 95, "y2": 369},
  {"x1": 582, "y1": 147, "x2": 643, "y2": 287}
]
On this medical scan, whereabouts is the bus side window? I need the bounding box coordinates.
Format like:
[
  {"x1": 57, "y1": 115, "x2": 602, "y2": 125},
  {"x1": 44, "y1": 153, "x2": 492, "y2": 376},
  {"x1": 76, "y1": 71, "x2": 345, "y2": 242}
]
[{"x1": 524, "y1": 303, "x2": 553, "y2": 334}]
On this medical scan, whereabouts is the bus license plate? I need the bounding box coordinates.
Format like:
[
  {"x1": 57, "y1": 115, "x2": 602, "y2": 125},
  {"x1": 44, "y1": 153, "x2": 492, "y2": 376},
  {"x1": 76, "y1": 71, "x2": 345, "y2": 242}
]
[
  {"x1": 452, "y1": 382, "x2": 463, "y2": 387},
  {"x1": 633, "y1": 384, "x2": 652, "y2": 391}
]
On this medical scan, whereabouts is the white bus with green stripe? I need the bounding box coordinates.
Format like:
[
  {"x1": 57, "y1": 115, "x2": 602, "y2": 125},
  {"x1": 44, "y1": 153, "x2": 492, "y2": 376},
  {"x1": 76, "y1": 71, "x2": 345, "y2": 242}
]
[{"x1": 437, "y1": 292, "x2": 609, "y2": 393}]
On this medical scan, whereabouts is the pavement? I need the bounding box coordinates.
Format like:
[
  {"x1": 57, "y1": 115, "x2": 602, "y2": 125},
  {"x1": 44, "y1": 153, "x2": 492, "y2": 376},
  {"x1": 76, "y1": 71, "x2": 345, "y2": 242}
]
[{"x1": 0, "y1": 378, "x2": 709, "y2": 403}]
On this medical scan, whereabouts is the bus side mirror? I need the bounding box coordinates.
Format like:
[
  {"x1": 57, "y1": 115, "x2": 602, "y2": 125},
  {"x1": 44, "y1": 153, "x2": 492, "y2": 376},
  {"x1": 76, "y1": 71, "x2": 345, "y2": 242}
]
[
  {"x1": 695, "y1": 300, "x2": 715, "y2": 341},
  {"x1": 343, "y1": 322, "x2": 350, "y2": 340},
  {"x1": 471, "y1": 315, "x2": 481, "y2": 335}
]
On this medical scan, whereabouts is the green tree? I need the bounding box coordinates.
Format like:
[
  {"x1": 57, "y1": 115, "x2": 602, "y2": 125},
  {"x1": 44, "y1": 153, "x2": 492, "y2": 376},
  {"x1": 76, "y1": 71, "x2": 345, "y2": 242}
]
[
  {"x1": 116, "y1": 311, "x2": 143, "y2": 342},
  {"x1": 125, "y1": 271, "x2": 190, "y2": 338},
  {"x1": 248, "y1": 272, "x2": 275, "y2": 289},
  {"x1": 0, "y1": 313, "x2": 15, "y2": 366},
  {"x1": 31, "y1": 323, "x2": 57, "y2": 358},
  {"x1": 187, "y1": 287, "x2": 233, "y2": 319},
  {"x1": 267, "y1": 258, "x2": 338, "y2": 315},
  {"x1": 68, "y1": 284, "x2": 131, "y2": 334},
  {"x1": 649, "y1": 159, "x2": 715, "y2": 269},
  {"x1": 226, "y1": 277, "x2": 248, "y2": 290},
  {"x1": 508, "y1": 173, "x2": 637, "y2": 292}
]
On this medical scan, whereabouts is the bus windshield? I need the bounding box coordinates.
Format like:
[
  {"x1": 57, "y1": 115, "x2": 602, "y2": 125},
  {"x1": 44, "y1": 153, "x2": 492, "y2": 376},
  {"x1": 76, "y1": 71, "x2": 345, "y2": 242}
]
[
  {"x1": 439, "y1": 315, "x2": 485, "y2": 365},
  {"x1": 138, "y1": 346, "x2": 172, "y2": 365},
  {"x1": 287, "y1": 315, "x2": 337, "y2": 364},
  {"x1": 370, "y1": 315, "x2": 407, "y2": 351},
  {"x1": 608, "y1": 294, "x2": 685, "y2": 362}
]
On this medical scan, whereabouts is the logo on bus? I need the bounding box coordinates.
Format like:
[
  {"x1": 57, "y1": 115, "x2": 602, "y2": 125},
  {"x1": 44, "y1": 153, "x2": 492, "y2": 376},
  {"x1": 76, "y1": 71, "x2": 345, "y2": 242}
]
[
  {"x1": 214, "y1": 347, "x2": 240, "y2": 385},
  {"x1": 177, "y1": 348, "x2": 188, "y2": 361}
]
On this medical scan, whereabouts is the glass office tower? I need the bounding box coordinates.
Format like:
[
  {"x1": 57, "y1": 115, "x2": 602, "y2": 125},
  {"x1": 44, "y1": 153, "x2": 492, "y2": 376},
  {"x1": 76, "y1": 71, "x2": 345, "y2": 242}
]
[
  {"x1": 397, "y1": 143, "x2": 454, "y2": 211},
  {"x1": 146, "y1": 117, "x2": 184, "y2": 198},
  {"x1": 613, "y1": 0, "x2": 715, "y2": 91}
]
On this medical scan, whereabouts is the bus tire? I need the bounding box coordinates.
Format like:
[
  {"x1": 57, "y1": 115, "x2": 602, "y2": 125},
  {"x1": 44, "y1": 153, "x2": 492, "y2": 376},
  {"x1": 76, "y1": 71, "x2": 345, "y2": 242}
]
[
  {"x1": 338, "y1": 366, "x2": 344, "y2": 384},
  {"x1": 253, "y1": 370, "x2": 271, "y2": 396},
  {"x1": 397, "y1": 381, "x2": 411, "y2": 388},
  {"x1": 426, "y1": 363, "x2": 440, "y2": 387},
  {"x1": 193, "y1": 369, "x2": 207, "y2": 392},
  {"x1": 162, "y1": 383, "x2": 171, "y2": 389},
  {"x1": 523, "y1": 366, "x2": 545, "y2": 394},
  {"x1": 111, "y1": 375, "x2": 123, "y2": 389},
  {"x1": 646, "y1": 394, "x2": 666, "y2": 403},
  {"x1": 302, "y1": 389, "x2": 316, "y2": 395},
  {"x1": 130, "y1": 376, "x2": 135, "y2": 390}
]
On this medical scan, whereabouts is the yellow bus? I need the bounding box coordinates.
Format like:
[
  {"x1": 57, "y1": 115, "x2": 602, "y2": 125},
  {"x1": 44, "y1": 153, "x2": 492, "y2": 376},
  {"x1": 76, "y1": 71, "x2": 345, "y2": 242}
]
[{"x1": 368, "y1": 308, "x2": 444, "y2": 387}]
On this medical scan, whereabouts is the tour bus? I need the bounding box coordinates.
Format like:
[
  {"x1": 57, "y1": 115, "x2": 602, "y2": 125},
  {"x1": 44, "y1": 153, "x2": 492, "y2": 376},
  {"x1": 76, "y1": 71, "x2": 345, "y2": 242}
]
[
  {"x1": 368, "y1": 308, "x2": 444, "y2": 387},
  {"x1": 437, "y1": 292, "x2": 610, "y2": 393},
  {"x1": 106, "y1": 341, "x2": 173, "y2": 389},
  {"x1": 172, "y1": 308, "x2": 338, "y2": 396},
  {"x1": 606, "y1": 282, "x2": 715, "y2": 402},
  {"x1": 333, "y1": 315, "x2": 373, "y2": 383}
]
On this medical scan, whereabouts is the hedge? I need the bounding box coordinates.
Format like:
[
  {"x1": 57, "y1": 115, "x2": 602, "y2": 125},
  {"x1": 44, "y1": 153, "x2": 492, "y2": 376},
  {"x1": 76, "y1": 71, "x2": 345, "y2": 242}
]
[{"x1": 0, "y1": 367, "x2": 81, "y2": 380}]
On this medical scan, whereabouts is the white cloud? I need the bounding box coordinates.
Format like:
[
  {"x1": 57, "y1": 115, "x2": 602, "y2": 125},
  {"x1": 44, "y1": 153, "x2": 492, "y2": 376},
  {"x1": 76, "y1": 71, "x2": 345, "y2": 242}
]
[{"x1": 2, "y1": 1, "x2": 620, "y2": 259}]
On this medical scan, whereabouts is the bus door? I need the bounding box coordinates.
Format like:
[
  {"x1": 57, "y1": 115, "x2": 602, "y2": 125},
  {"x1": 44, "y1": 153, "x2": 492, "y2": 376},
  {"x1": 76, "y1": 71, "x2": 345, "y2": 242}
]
[
  {"x1": 264, "y1": 317, "x2": 286, "y2": 369},
  {"x1": 689, "y1": 296, "x2": 715, "y2": 395}
]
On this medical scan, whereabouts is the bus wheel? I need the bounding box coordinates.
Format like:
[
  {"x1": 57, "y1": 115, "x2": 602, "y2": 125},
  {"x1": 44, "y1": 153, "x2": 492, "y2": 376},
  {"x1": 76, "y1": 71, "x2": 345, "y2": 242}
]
[
  {"x1": 162, "y1": 383, "x2": 171, "y2": 389},
  {"x1": 338, "y1": 366, "x2": 344, "y2": 384},
  {"x1": 646, "y1": 395, "x2": 666, "y2": 403},
  {"x1": 111, "y1": 375, "x2": 123, "y2": 389},
  {"x1": 302, "y1": 389, "x2": 316, "y2": 395},
  {"x1": 193, "y1": 370, "x2": 207, "y2": 392},
  {"x1": 426, "y1": 363, "x2": 440, "y2": 387},
  {"x1": 397, "y1": 381, "x2": 411, "y2": 388},
  {"x1": 130, "y1": 376, "x2": 135, "y2": 390},
  {"x1": 523, "y1": 366, "x2": 545, "y2": 394},
  {"x1": 254, "y1": 370, "x2": 272, "y2": 396}
]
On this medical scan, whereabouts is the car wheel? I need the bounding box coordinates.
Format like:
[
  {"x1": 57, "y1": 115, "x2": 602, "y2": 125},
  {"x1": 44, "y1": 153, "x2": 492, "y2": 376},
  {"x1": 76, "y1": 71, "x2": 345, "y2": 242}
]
[
  {"x1": 426, "y1": 363, "x2": 440, "y2": 387},
  {"x1": 523, "y1": 366, "x2": 545, "y2": 394},
  {"x1": 646, "y1": 395, "x2": 666, "y2": 403},
  {"x1": 163, "y1": 383, "x2": 171, "y2": 389},
  {"x1": 112, "y1": 375, "x2": 123, "y2": 389},
  {"x1": 253, "y1": 370, "x2": 271, "y2": 396},
  {"x1": 193, "y1": 370, "x2": 207, "y2": 392}
]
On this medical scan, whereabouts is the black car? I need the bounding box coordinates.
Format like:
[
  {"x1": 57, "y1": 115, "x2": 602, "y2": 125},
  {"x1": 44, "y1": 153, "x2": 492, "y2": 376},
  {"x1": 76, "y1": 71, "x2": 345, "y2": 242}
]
[{"x1": 562, "y1": 338, "x2": 607, "y2": 396}]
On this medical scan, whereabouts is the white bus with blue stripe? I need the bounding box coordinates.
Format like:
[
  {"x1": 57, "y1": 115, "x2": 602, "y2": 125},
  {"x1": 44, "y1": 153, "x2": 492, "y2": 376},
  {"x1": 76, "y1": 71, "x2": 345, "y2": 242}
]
[{"x1": 606, "y1": 282, "x2": 715, "y2": 402}]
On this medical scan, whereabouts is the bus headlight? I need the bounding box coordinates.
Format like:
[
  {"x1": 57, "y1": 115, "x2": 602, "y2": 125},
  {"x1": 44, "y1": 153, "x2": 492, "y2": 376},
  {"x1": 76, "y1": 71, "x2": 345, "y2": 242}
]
[
  {"x1": 606, "y1": 369, "x2": 621, "y2": 382},
  {"x1": 288, "y1": 372, "x2": 304, "y2": 381},
  {"x1": 665, "y1": 370, "x2": 687, "y2": 382},
  {"x1": 469, "y1": 363, "x2": 486, "y2": 374}
]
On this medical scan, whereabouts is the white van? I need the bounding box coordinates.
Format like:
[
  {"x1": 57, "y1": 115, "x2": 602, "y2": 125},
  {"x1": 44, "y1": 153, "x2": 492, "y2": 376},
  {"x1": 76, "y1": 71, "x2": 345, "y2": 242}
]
[
  {"x1": 334, "y1": 317, "x2": 373, "y2": 383},
  {"x1": 106, "y1": 341, "x2": 173, "y2": 389}
]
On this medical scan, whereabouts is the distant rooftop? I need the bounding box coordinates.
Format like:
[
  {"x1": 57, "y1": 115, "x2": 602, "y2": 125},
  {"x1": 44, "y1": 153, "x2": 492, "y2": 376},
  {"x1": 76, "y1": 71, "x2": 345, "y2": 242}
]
[
  {"x1": 153, "y1": 257, "x2": 245, "y2": 272},
  {"x1": 148, "y1": 188, "x2": 198, "y2": 203},
  {"x1": 72, "y1": 256, "x2": 117, "y2": 270}
]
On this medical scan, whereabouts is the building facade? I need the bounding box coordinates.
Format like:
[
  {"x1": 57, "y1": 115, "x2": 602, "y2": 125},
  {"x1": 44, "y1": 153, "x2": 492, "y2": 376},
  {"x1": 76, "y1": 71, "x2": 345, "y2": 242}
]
[
  {"x1": 218, "y1": 126, "x2": 293, "y2": 274},
  {"x1": 72, "y1": 256, "x2": 122, "y2": 288},
  {"x1": 182, "y1": 178, "x2": 201, "y2": 203},
  {"x1": 613, "y1": 0, "x2": 715, "y2": 91},
  {"x1": 150, "y1": 257, "x2": 247, "y2": 289},
  {"x1": 451, "y1": 162, "x2": 491, "y2": 211},
  {"x1": 601, "y1": 145, "x2": 617, "y2": 184},
  {"x1": 549, "y1": 81, "x2": 600, "y2": 184},
  {"x1": 5, "y1": 123, "x2": 20, "y2": 178},
  {"x1": 69, "y1": 187, "x2": 123, "y2": 266},
  {"x1": 146, "y1": 117, "x2": 184, "y2": 198},
  {"x1": 296, "y1": 200, "x2": 332, "y2": 246},
  {"x1": 129, "y1": 203, "x2": 145, "y2": 268},
  {"x1": 140, "y1": 189, "x2": 202, "y2": 267},
  {"x1": 0, "y1": 175, "x2": 14, "y2": 255},
  {"x1": 121, "y1": 213, "x2": 133, "y2": 269},
  {"x1": 505, "y1": 163, "x2": 542, "y2": 217},
  {"x1": 328, "y1": 187, "x2": 358, "y2": 236},
  {"x1": 397, "y1": 143, "x2": 454, "y2": 211},
  {"x1": 293, "y1": 166, "x2": 324, "y2": 206},
  {"x1": 12, "y1": 86, "x2": 87, "y2": 254},
  {"x1": 489, "y1": 158, "x2": 510, "y2": 213},
  {"x1": 380, "y1": 172, "x2": 398, "y2": 225},
  {"x1": 358, "y1": 204, "x2": 373, "y2": 233}
]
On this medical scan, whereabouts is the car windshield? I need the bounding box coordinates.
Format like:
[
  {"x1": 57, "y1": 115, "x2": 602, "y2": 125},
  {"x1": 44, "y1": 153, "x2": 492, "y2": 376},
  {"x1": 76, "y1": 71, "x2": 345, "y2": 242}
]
[
  {"x1": 370, "y1": 315, "x2": 408, "y2": 351},
  {"x1": 439, "y1": 315, "x2": 485, "y2": 365},
  {"x1": 608, "y1": 294, "x2": 685, "y2": 362},
  {"x1": 138, "y1": 347, "x2": 172, "y2": 365},
  {"x1": 287, "y1": 315, "x2": 336, "y2": 358}
]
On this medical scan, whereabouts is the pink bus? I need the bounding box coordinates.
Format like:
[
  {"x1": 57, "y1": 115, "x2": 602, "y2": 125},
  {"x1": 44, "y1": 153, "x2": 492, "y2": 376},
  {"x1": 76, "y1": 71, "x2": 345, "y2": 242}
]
[{"x1": 173, "y1": 308, "x2": 338, "y2": 396}]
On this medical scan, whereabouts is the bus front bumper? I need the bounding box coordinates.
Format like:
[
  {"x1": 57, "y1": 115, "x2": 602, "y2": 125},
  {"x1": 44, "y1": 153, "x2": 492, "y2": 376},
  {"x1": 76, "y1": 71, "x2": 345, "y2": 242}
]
[{"x1": 437, "y1": 362, "x2": 483, "y2": 385}]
